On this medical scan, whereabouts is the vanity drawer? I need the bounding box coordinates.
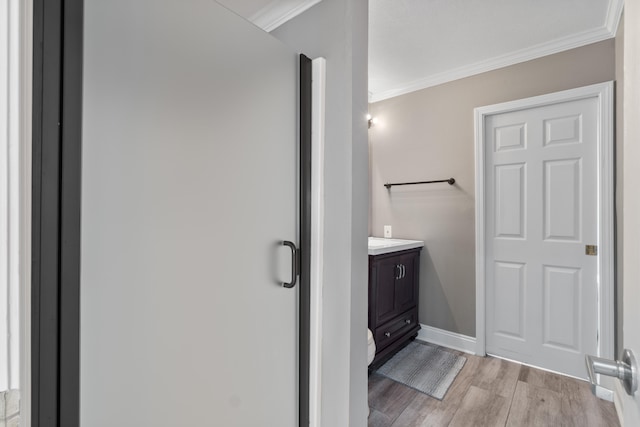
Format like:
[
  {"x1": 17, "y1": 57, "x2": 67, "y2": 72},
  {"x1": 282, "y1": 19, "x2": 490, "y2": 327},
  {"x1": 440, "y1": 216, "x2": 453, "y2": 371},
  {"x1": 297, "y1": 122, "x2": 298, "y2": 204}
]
[{"x1": 374, "y1": 308, "x2": 418, "y2": 351}]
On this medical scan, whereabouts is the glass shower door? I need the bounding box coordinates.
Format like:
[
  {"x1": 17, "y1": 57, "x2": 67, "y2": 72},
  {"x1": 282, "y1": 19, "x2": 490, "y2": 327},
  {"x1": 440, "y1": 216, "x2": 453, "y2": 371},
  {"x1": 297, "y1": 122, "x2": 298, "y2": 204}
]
[{"x1": 80, "y1": 1, "x2": 300, "y2": 425}]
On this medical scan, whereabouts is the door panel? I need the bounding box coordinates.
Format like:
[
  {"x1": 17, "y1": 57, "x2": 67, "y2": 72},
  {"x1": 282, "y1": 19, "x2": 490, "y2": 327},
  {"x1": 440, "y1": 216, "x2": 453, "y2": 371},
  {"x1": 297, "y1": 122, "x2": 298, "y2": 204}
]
[
  {"x1": 375, "y1": 260, "x2": 398, "y2": 324},
  {"x1": 495, "y1": 163, "x2": 526, "y2": 238},
  {"x1": 395, "y1": 253, "x2": 416, "y2": 313},
  {"x1": 485, "y1": 94, "x2": 599, "y2": 378},
  {"x1": 493, "y1": 261, "x2": 526, "y2": 341},
  {"x1": 544, "y1": 114, "x2": 582, "y2": 146},
  {"x1": 542, "y1": 265, "x2": 581, "y2": 352},
  {"x1": 494, "y1": 123, "x2": 526, "y2": 151},
  {"x1": 544, "y1": 159, "x2": 581, "y2": 241},
  {"x1": 81, "y1": 1, "x2": 299, "y2": 425}
]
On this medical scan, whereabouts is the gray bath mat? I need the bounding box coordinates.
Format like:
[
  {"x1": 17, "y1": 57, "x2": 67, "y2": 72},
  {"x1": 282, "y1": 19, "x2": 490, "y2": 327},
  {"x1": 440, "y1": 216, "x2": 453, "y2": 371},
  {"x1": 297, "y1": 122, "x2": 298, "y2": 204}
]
[{"x1": 376, "y1": 341, "x2": 466, "y2": 400}]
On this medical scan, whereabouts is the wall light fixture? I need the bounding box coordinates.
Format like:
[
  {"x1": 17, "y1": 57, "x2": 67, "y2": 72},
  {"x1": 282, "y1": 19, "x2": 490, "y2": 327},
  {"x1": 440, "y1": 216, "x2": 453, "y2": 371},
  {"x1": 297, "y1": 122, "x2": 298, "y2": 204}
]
[{"x1": 367, "y1": 114, "x2": 378, "y2": 129}]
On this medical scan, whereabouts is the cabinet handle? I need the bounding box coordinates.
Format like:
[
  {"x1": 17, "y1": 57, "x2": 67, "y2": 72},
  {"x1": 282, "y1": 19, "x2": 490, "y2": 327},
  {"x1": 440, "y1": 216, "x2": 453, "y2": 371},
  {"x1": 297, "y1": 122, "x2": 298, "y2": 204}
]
[
  {"x1": 384, "y1": 332, "x2": 391, "y2": 337},
  {"x1": 401, "y1": 264, "x2": 406, "y2": 279},
  {"x1": 405, "y1": 319, "x2": 411, "y2": 324},
  {"x1": 395, "y1": 264, "x2": 401, "y2": 280}
]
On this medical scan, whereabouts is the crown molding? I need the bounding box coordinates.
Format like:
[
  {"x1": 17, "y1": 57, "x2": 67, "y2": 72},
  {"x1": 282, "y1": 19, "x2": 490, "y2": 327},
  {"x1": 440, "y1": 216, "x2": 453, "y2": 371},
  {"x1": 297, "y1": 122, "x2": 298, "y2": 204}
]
[
  {"x1": 370, "y1": 0, "x2": 624, "y2": 104},
  {"x1": 605, "y1": 0, "x2": 624, "y2": 35},
  {"x1": 249, "y1": 0, "x2": 322, "y2": 32}
]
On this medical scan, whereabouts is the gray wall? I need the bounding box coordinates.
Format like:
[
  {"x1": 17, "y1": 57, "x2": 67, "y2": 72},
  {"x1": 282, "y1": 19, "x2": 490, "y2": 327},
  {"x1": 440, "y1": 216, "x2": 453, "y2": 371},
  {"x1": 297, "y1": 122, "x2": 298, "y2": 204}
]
[
  {"x1": 272, "y1": 1, "x2": 370, "y2": 425},
  {"x1": 369, "y1": 40, "x2": 616, "y2": 337}
]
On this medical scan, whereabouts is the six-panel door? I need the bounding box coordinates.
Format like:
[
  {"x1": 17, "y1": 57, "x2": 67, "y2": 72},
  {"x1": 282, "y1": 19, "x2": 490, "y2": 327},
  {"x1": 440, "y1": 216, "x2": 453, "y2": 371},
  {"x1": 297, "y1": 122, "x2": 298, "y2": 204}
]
[{"x1": 485, "y1": 95, "x2": 599, "y2": 378}]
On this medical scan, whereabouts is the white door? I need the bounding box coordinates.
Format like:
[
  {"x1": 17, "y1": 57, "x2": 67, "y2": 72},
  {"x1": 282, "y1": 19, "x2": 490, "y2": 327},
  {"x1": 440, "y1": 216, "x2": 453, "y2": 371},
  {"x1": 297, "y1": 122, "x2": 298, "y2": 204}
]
[
  {"x1": 482, "y1": 84, "x2": 613, "y2": 379},
  {"x1": 80, "y1": 1, "x2": 300, "y2": 426}
]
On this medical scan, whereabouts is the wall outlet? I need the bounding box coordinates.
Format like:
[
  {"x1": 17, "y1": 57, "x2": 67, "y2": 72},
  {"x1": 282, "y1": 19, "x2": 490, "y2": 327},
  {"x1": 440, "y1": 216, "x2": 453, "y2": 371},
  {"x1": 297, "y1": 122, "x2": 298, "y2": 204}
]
[{"x1": 384, "y1": 225, "x2": 392, "y2": 238}]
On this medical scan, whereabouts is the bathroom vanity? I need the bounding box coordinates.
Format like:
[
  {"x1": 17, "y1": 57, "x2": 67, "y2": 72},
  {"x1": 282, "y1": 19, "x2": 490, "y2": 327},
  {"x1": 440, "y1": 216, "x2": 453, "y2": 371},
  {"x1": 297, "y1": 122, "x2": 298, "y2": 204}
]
[{"x1": 368, "y1": 237, "x2": 423, "y2": 368}]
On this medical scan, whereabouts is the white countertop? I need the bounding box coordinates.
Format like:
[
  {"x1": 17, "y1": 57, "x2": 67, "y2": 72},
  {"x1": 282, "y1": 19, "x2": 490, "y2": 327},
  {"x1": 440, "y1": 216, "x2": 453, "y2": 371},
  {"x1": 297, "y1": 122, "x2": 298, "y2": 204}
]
[{"x1": 368, "y1": 237, "x2": 424, "y2": 255}]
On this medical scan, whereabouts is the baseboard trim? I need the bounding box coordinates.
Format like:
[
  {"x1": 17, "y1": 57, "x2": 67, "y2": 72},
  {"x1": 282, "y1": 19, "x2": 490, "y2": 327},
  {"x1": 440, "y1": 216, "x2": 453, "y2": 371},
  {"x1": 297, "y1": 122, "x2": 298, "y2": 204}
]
[{"x1": 416, "y1": 324, "x2": 477, "y2": 355}]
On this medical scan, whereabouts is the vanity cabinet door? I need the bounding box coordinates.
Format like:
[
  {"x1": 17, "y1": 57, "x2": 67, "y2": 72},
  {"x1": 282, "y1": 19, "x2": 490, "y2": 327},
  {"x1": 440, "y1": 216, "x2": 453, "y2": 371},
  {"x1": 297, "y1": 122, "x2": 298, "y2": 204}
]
[
  {"x1": 395, "y1": 252, "x2": 419, "y2": 314},
  {"x1": 374, "y1": 257, "x2": 403, "y2": 325}
]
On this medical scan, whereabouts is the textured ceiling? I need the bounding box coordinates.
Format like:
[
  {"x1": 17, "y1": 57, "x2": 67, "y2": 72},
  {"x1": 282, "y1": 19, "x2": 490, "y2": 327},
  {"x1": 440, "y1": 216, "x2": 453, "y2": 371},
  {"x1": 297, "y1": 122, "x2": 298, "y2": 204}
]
[
  {"x1": 217, "y1": 0, "x2": 623, "y2": 103},
  {"x1": 369, "y1": 0, "x2": 623, "y2": 101}
]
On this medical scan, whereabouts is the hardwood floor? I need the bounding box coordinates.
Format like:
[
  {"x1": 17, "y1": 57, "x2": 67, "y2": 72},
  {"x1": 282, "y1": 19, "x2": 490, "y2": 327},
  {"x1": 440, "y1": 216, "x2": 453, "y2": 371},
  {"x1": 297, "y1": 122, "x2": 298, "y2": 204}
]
[{"x1": 368, "y1": 344, "x2": 619, "y2": 427}]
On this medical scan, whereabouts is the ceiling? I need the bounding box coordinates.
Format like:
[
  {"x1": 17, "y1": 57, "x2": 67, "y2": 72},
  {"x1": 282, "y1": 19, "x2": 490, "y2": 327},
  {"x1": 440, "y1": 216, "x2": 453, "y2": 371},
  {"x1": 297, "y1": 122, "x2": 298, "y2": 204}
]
[
  {"x1": 218, "y1": 0, "x2": 623, "y2": 103},
  {"x1": 369, "y1": 0, "x2": 623, "y2": 102},
  {"x1": 216, "y1": 0, "x2": 321, "y2": 32}
]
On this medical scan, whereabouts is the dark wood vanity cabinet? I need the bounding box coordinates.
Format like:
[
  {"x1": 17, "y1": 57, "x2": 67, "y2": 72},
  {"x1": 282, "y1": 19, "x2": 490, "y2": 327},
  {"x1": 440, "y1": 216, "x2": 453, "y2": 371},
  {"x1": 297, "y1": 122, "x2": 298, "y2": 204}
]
[{"x1": 369, "y1": 247, "x2": 422, "y2": 367}]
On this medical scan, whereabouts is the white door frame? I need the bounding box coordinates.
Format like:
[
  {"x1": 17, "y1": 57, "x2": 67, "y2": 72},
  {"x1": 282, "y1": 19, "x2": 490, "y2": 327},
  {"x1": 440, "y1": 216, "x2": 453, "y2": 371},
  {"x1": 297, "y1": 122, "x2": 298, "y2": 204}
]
[
  {"x1": 474, "y1": 81, "x2": 615, "y2": 363},
  {"x1": 309, "y1": 56, "x2": 326, "y2": 427},
  {"x1": 2, "y1": 0, "x2": 32, "y2": 423}
]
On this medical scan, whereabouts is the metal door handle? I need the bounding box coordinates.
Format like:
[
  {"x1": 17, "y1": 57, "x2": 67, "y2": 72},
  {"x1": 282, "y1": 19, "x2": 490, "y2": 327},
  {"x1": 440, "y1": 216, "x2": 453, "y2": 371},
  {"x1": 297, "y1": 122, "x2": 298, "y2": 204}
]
[
  {"x1": 281, "y1": 241, "x2": 298, "y2": 288},
  {"x1": 585, "y1": 349, "x2": 638, "y2": 401}
]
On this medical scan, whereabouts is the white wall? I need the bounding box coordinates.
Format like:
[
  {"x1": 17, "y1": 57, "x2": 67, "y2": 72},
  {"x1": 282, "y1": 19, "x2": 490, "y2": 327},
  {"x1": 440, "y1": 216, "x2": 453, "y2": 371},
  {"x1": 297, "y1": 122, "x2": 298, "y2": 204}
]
[
  {"x1": 620, "y1": 0, "x2": 640, "y2": 423},
  {"x1": 0, "y1": 0, "x2": 30, "y2": 424},
  {"x1": 615, "y1": 13, "x2": 624, "y2": 359},
  {"x1": 272, "y1": 1, "x2": 370, "y2": 425},
  {"x1": 0, "y1": 0, "x2": 24, "y2": 394}
]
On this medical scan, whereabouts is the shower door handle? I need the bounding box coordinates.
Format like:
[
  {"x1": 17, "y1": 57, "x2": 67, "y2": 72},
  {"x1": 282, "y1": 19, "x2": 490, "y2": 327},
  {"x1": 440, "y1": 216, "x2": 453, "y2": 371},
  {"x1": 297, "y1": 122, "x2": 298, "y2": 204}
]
[{"x1": 281, "y1": 240, "x2": 298, "y2": 288}]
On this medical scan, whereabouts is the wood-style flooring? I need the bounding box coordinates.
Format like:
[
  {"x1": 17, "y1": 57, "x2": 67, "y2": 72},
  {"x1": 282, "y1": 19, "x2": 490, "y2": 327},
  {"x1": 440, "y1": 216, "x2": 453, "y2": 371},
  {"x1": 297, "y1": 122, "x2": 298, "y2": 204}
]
[{"x1": 368, "y1": 343, "x2": 619, "y2": 427}]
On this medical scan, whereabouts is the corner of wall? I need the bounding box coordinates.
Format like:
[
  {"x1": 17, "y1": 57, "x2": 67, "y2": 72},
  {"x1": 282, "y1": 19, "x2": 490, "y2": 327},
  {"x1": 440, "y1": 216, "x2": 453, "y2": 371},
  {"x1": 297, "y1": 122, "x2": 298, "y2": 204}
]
[{"x1": 614, "y1": 10, "x2": 624, "y2": 359}]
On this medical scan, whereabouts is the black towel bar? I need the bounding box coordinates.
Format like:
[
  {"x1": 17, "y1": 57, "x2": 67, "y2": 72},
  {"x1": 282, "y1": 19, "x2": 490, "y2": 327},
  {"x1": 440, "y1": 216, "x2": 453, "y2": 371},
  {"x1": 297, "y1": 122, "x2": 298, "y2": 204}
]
[{"x1": 384, "y1": 178, "x2": 455, "y2": 189}]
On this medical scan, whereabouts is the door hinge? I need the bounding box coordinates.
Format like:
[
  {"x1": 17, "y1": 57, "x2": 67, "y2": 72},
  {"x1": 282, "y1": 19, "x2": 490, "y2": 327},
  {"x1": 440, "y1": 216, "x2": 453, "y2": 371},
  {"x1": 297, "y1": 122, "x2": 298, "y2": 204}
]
[{"x1": 585, "y1": 245, "x2": 598, "y2": 256}]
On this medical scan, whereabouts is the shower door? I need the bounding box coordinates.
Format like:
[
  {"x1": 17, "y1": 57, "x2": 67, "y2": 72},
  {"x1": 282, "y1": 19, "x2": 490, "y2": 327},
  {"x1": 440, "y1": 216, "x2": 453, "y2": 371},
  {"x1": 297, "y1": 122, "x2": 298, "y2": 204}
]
[{"x1": 80, "y1": 1, "x2": 302, "y2": 425}]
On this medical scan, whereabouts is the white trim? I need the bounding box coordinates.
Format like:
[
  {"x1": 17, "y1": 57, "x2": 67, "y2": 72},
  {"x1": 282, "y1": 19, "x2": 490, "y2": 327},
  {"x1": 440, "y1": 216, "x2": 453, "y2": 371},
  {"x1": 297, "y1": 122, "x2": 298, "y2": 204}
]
[
  {"x1": 474, "y1": 104, "x2": 487, "y2": 357},
  {"x1": 1, "y1": 0, "x2": 13, "y2": 393},
  {"x1": 416, "y1": 324, "x2": 477, "y2": 355},
  {"x1": 19, "y1": 0, "x2": 32, "y2": 424},
  {"x1": 598, "y1": 82, "x2": 616, "y2": 361},
  {"x1": 370, "y1": 19, "x2": 622, "y2": 103},
  {"x1": 605, "y1": 0, "x2": 625, "y2": 37},
  {"x1": 474, "y1": 81, "x2": 616, "y2": 368},
  {"x1": 1, "y1": 0, "x2": 30, "y2": 422},
  {"x1": 309, "y1": 57, "x2": 326, "y2": 427},
  {"x1": 249, "y1": 0, "x2": 322, "y2": 32}
]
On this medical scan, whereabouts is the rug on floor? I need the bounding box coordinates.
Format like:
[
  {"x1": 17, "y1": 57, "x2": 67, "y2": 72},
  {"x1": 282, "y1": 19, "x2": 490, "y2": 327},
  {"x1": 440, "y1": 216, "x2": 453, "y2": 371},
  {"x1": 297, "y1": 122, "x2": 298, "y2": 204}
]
[{"x1": 376, "y1": 341, "x2": 466, "y2": 400}]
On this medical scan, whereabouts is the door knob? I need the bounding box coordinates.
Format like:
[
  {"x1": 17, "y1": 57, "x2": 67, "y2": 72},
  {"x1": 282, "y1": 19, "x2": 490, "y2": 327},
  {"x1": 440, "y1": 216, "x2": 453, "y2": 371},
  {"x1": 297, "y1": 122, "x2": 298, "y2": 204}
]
[{"x1": 585, "y1": 349, "x2": 638, "y2": 401}]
